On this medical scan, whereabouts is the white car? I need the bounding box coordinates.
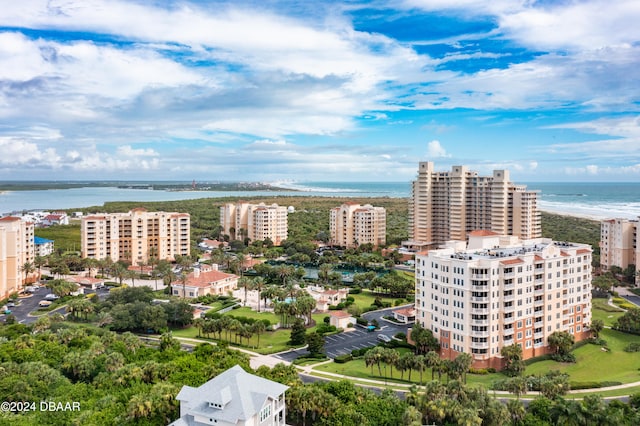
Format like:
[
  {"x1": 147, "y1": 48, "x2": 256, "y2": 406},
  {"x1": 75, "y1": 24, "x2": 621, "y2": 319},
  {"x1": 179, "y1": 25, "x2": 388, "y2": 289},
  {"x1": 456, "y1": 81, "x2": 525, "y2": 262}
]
[
  {"x1": 44, "y1": 294, "x2": 60, "y2": 301},
  {"x1": 377, "y1": 334, "x2": 392, "y2": 343}
]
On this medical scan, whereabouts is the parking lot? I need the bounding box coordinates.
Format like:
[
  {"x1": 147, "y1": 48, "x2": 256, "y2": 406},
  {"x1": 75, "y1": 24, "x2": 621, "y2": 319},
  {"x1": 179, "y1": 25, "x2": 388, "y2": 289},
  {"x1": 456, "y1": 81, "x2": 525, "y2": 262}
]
[{"x1": 272, "y1": 305, "x2": 413, "y2": 362}]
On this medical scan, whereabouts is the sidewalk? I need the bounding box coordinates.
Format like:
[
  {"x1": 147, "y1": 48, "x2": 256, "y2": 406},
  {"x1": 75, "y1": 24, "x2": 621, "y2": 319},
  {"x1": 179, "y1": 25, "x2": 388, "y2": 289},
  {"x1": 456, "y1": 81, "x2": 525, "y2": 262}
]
[{"x1": 171, "y1": 335, "x2": 640, "y2": 399}]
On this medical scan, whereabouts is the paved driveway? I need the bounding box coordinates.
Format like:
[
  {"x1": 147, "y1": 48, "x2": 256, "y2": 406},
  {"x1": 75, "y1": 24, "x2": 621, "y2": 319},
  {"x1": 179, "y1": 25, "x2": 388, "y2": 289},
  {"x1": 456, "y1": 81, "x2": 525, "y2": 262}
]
[{"x1": 271, "y1": 305, "x2": 414, "y2": 362}]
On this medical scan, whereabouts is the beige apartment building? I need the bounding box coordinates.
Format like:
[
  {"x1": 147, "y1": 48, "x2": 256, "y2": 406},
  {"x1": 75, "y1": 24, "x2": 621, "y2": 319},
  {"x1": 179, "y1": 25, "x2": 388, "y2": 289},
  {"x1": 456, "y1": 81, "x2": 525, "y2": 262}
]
[
  {"x1": 600, "y1": 218, "x2": 640, "y2": 281},
  {"x1": 0, "y1": 217, "x2": 35, "y2": 299},
  {"x1": 220, "y1": 202, "x2": 288, "y2": 245},
  {"x1": 81, "y1": 208, "x2": 190, "y2": 264},
  {"x1": 414, "y1": 231, "x2": 592, "y2": 369},
  {"x1": 330, "y1": 203, "x2": 386, "y2": 248},
  {"x1": 407, "y1": 162, "x2": 541, "y2": 248}
]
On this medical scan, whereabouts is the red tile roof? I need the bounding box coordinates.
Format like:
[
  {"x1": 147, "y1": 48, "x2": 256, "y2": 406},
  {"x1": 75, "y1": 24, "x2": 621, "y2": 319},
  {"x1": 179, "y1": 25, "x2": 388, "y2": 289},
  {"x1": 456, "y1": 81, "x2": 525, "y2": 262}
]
[
  {"x1": 174, "y1": 269, "x2": 237, "y2": 288},
  {"x1": 393, "y1": 308, "x2": 416, "y2": 317},
  {"x1": 577, "y1": 249, "x2": 591, "y2": 254},
  {"x1": 500, "y1": 258, "x2": 524, "y2": 265},
  {"x1": 0, "y1": 216, "x2": 20, "y2": 222},
  {"x1": 329, "y1": 310, "x2": 351, "y2": 318}
]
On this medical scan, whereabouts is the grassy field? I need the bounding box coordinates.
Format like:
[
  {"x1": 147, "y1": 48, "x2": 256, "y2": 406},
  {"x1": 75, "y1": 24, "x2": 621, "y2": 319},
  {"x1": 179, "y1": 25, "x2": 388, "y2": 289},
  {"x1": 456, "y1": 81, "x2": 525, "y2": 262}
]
[
  {"x1": 350, "y1": 291, "x2": 406, "y2": 310},
  {"x1": 172, "y1": 307, "x2": 331, "y2": 354},
  {"x1": 591, "y1": 297, "x2": 625, "y2": 326},
  {"x1": 525, "y1": 328, "x2": 640, "y2": 384},
  {"x1": 315, "y1": 350, "x2": 497, "y2": 388},
  {"x1": 312, "y1": 300, "x2": 640, "y2": 390}
]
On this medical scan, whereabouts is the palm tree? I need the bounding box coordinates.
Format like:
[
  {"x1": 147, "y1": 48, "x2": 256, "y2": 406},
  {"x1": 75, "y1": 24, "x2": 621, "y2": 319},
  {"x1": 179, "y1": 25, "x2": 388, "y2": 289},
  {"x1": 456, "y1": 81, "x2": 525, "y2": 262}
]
[
  {"x1": 251, "y1": 321, "x2": 266, "y2": 349},
  {"x1": 178, "y1": 256, "x2": 193, "y2": 299},
  {"x1": 414, "y1": 354, "x2": 427, "y2": 385},
  {"x1": 454, "y1": 352, "x2": 473, "y2": 384},
  {"x1": 382, "y1": 347, "x2": 400, "y2": 379},
  {"x1": 425, "y1": 351, "x2": 440, "y2": 381},
  {"x1": 34, "y1": 255, "x2": 47, "y2": 279},
  {"x1": 21, "y1": 261, "x2": 36, "y2": 285},
  {"x1": 238, "y1": 277, "x2": 253, "y2": 307},
  {"x1": 252, "y1": 276, "x2": 266, "y2": 312}
]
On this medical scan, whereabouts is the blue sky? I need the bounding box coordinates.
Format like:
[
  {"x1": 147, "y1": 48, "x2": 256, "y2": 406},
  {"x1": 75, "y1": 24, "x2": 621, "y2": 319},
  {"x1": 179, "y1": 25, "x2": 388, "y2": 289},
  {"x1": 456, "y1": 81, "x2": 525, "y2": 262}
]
[{"x1": 0, "y1": 0, "x2": 639, "y2": 182}]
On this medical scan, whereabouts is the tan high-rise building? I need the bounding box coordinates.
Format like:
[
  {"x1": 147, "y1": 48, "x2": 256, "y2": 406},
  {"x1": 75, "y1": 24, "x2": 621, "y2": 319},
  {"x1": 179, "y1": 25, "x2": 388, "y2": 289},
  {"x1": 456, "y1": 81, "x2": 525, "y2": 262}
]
[
  {"x1": 414, "y1": 232, "x2": 592, "y2": 369},
  {"x1": 0, "y1": 217, "x2": 35, "y2": 299},
  {"x1": 220, "y1": 202, "x2": 288, "y2": 245},
  {"x1": 600, "y1": 218, "x2": 640, "y2": 281},
  {"x1": 81, "y1": 208, "x2": 190, "y2": 263},
  {"x1": 408, "y1": 162, "x2": 541, "y2": 247},
  {"x1": 330, "y1": 203, "x2": 386, "y2": 248}
]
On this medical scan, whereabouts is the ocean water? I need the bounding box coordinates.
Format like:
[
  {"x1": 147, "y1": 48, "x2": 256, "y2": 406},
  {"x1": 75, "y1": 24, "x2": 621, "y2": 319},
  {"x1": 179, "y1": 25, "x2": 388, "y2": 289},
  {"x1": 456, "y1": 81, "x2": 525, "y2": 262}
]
[{"x1": 1, "y1": 181, "x2": 639, "y2": 220}]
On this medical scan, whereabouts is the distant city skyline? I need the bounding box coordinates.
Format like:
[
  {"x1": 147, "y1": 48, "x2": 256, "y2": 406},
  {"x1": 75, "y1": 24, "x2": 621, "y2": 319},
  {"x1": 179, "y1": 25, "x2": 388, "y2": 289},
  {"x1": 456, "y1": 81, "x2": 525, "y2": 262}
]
[{"x1": 1, "y1": 1, "x2": 639, "y2": 182}]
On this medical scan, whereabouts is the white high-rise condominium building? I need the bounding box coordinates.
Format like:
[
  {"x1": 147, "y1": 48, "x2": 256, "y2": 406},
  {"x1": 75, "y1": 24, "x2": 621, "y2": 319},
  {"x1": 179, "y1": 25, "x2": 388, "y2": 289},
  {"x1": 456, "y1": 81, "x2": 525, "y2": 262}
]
[
  {"x1": 408, "y1": 162, "x2": 541, "y2": 247},
  {"x1": 220, "y1": 202, "x2": 288, "y2": 245},
  {"x1": 414, "y1": 232, "x2": 592, "y2": 369},
  {"x1": 81, "y1": 208, "x2": 190, "y2": 263},
  {"x1": 0, "y1": 217, "x2": 35, "y2": 299},
  {"x1": 330, "y1": 203, "x2": 386, "y2": 248},
  {"x1": 600, "y1": 218, "x2": 640, "y2": 282}
]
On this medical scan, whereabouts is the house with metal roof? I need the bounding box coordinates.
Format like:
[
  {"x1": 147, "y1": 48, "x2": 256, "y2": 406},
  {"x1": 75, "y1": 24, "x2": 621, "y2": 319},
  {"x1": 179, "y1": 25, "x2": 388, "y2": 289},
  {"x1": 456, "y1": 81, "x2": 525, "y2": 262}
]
[{"x1": 170, "y1": 365, "x2": 289, "y2": 426}]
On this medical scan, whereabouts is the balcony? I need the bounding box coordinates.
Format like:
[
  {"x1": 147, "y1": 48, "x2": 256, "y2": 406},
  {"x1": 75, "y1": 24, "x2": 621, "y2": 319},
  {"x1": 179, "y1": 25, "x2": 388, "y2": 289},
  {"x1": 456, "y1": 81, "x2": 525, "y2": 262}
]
[
  {"x1": 470, "y1": 330, "x2": 489, "y2": 337},
  {"x1": 503, "y1": 294, "x2": 515, "y2": 303},
  {"x1": 503, "y1": 283, "x2": 515, "y2": 291},
  {"x1": 470, "y1": 341, "x2": 489, "y2": 349},
  {"x1": 534, "y1": 299, "x2": 544, "y2": 307},
  {"x1": 503, "y1": 316, "x2": 515, "y2": 324},
  {"x1": 471, "y1": 319, "x2": 489, "y2": 325},
  {"x1": 503, "y1": 337, "x2": 514, "y2": 346},
  {"x1": 503, "y1": 304, "x2": 515, "y2": 313},
  {"x1": 471, "y1": 307, "x2": 489, "y2": 315},
  {"x1": 471, "y1": 296, "x2": 489, "y2": 303},
  {"x1": 534, "y1": 332, "x2": 544, "y2": 339}
]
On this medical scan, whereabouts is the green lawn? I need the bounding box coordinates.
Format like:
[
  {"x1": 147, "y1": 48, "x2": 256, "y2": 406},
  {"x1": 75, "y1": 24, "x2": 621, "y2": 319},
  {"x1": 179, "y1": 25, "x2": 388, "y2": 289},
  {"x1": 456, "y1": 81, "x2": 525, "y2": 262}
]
[
  {"x1": 350, "y1": 290, "x2": 406, "y2": 310},
  {"x1": 314, "y1": 328, "x2": 640, "y2": 390},
  {"x1": 591, "y1": 298, "x2": 625, "y2": 326},
  {"x1": 171, "y1": 307, "x2": 330, "y2": 354},
  {"x1": 315, "y1": 347, "x2": 495, "y2": 388},
  {"x1": 525, "y1": 328, "x2": 640, "y2": 384}
]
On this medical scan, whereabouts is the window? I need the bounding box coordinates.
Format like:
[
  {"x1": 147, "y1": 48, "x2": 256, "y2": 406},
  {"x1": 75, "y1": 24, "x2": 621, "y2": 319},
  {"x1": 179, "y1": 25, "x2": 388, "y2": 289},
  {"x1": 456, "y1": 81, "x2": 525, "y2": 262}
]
[{"x1": 260, "y1": 404, "x2": 272, "y2": 422}]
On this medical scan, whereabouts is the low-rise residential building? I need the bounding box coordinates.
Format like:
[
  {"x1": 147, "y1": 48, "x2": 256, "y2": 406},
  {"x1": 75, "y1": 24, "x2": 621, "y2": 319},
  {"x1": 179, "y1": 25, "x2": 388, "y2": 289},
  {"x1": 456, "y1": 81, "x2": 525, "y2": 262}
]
[
  {"x1": 171, "y1": 264, "x2": 238, "y2": 298},
  {"x1": 220, "y1": 202, "x2": 288, "y2": 245},
  {"x1": 415, "y1": 232, "x2": 592, "y2": 369},
  {"x1": 330, "y1": 203, "x2": 386, "y2": 248},
  {"x1": 170, "y1": 364, "x2": 288, "y2": 426},
  {"x1": 81, "y1": 208, "x2": 190, "y2": 263},
  {"x1": 42, "y1": 213, "x2": 69, "y2": 226},
  {"x1": 0, "y1": 217, "x2": 35, "y2": 299},
  {"x1": 329, "y1": 310, "x2": 356, "y2": 329},
  {"x1": 67, "y1": 276, "x2": 105, "y2": 290},
  {"x1": 34, "y1": 236, "x2": 54, "y2": 256},
  {"x1": 304, "y1": 285, "x2": 349, "y2": 312},
  {"x1": 392, "y1": 307, "x2": 416, "y2": 324}
]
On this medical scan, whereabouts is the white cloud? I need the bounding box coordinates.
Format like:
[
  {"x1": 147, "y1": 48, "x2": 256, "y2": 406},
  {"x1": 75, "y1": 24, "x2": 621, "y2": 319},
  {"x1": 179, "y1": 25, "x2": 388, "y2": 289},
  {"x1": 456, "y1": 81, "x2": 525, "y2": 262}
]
[
  {"x1": 116, "y1": 145, "x2": 159, "y2": 157},
  {"x1": 426, "y1": 140, "x2": 451, "y2": 158}
]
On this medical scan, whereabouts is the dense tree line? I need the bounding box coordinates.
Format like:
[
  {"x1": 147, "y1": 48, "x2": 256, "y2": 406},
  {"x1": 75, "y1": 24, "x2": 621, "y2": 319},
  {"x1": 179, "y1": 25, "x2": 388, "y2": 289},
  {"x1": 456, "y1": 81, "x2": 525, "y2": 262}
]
[{"x1": 0, "y1": 323, "x2": 249, "y2": 425}]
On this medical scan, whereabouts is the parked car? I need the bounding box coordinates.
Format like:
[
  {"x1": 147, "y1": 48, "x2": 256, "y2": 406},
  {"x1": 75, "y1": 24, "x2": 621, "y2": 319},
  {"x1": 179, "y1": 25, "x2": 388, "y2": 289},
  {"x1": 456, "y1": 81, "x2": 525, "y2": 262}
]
[
  {"x1": 6, "y1": 301, "x2": 15, "y2": 307},
  {"x1": 25, "y1": 286, "x2": 36, "y2": 293},
  {"x1": 44, "y1": 294, "x2": 60, "y2": 301},
  {"x1": 38, "y1": 301, "x2": 52, "y2": 308},
  {"x1": 377, "y1": 334, "x2": 392, "y2": 343},
  {"x1": 3, "y1": 309, "x2": 11, "y2": 315}
]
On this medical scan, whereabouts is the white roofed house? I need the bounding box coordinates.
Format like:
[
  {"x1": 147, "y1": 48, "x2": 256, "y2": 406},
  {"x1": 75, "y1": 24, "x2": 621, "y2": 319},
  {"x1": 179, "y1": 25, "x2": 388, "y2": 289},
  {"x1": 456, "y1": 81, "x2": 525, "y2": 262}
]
[{"x1": 170, "y1": 365, "x2": 289, "y2": 426}]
